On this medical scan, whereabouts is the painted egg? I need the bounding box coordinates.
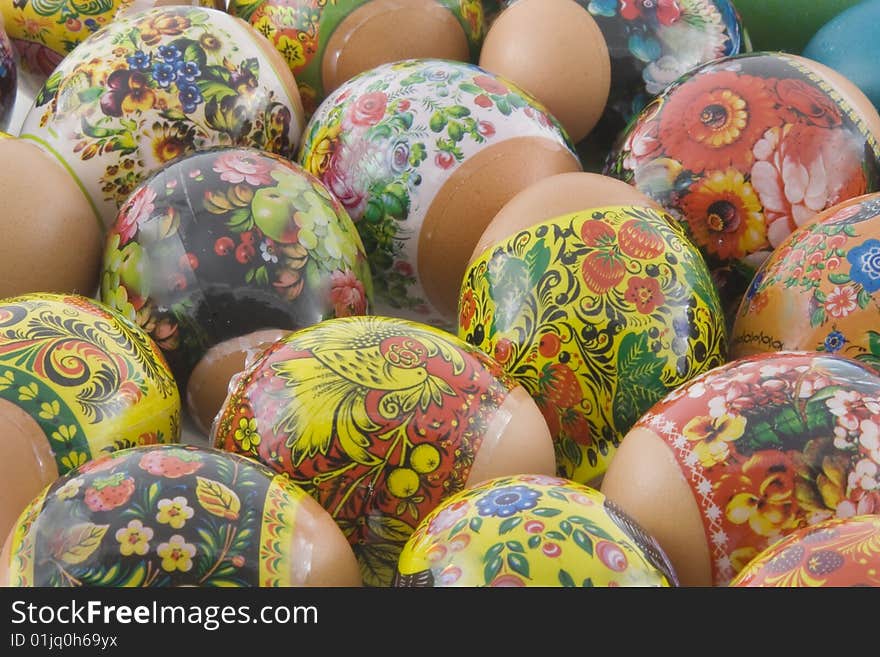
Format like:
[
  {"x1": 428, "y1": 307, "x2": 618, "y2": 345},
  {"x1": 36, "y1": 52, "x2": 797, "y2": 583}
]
[
  {"x1": 730, "y1": 515, "x2": 880, "y2": 587},
  {"x1": 0, "y1": 136, "x2": 103, "y2": 298},
  {"x1": 98, "y1": 148, "x2": 372, "y2": 422},
  {"x1": 0, "y1": 16, "x2": 16, "y2": 131},
  {"x1": 394, "y1": 474, "x2": 678, "y2": 587},
  {"x1": 803, "y1": 0, "x2": 880, "y2": 112},
  {"x1": 731, "y1": 193, "x2": 880, "y2": 363},
  {"x1": 0, "y1": 293, "x2": 180, "y2": 542},
  {"x1": 732, "y1": 0, "x2": 860, "y2": 54},
  {"x1": 18, "y1": 6, "x2": 306, "y2": 229},
  {"x1": 213, "y1": 315, "x2": 556, "y2": 586},
  {"x1": 478, "y1": 0, "x2": 611, "y2": 144},
  {"x1": 0, "y1": 445, "x2": 362, "y2": 586},
  {"x1": 601, "y1": 351, "x2": 880, "y2": 586},
  {"x1": 460, "y1": 205, "x2": 727, "y2": 485},
  {"x1": 297, "y1": 58, "x2": 581, "y2": 328},
  {"x1": 605, "y1": 52, "x2": 880, "y2": 318},
  {"x1": 0, "y1": 0, "x2": 223, "y2": 86},
  {"x1": 229, "y1": 0, "x2": 485, "y2": 118}
]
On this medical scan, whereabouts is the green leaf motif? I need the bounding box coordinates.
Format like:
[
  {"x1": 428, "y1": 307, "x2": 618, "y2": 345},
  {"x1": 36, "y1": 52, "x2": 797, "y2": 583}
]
[
  {"x1": 827, "y1": 273, "x2": 850, "y2": 285},
  {"x1": 446, "y1": 105, "x2": 471, "y2": 118},
  {"x1": 488, "y1": 256, "x2": 530, "y2": 334},
  {"x1": 507, "y1": 553, "x2": 530, "y2": 578},
  {"x1": 469, "y1": 517, "x2": 482, "y2": 533},
  {"x1": 528, "y1": 535, "x2": 542, "y2": 549},
  {"x1": 558, "y1": 569, "x2": 575, "y2": 587},
  {"x1": 524, "y1": 239, "x2": 550, "y2": 288},
  {"x1": 505, "y1": 541, "x2": 525, "y2": 553},
  {"x1": 572, "y1": 529, "x2": 594, "y2": 556},
  {"x1": 429, "y1": 111, "x2": 448, "y2": 132},
  {"x1": 484, "y1": 555, "x2": 503, "y2": 584},
  {"x1": 612, "y1": 332, "x2": 667, "y2": 431},
  {"x1": 499, "y1": 516, "x2": 522, "y2": 535},
  {"x1": 366, "y1": 516, "x2": 413, "y2": 544},
  {"x1": 531, "y1": 507, "x2": 562, "y2": 518}
]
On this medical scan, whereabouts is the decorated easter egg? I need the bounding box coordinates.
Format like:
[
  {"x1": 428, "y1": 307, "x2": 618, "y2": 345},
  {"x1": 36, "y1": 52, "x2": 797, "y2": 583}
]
[
  {"x1": 230, "y1": 0, "x2": 485, "y2": 117},
  {"x1": 98, "y1": 148, "x2": 372, "y2": 408},
  {"x1": 297, "y1": 58, "x2": 581, "y2": 328},
  {"x1": 803, "y1": 0, "x2": 880, "y2": 112},
  {"x1": 0, "y1": 16, "x2": 16, "y2": 130},
  {"x1": 0, "y1": 293, "x2": 180, "y2": 542},
  {"x1": 460, "y1": 205, "x2": 727, "y2": 485},
  {"x1": 394, "y1": 474, "x2": 678, "y2": 587},
  {"x1": 730, "y1": 515, "x2": 880, "y2": 587},
  {"x1": 732, "y1": 0, "x2": 860, "y2": 54},
  {"x1": 18, "y1": 6, "x2": 306, "y2": 229},
  {"x1": 0, "y1": 0, "x2": 223, "y2": 85},
  {"x1": 0, "y1": 445, "x2": 362, "y2": 586},
  {"x1": 731, "y1": 193, "x2": 880, "y2": 363},
  {"x1": 606, "y1": 52, "x2": 880, "y2": 317},
  {"x1": 602, "y1": 351, "x2": 880, "y2": 586},
  {"x1": 213, "y1": 315, "x2": 556, "y2": 586}
]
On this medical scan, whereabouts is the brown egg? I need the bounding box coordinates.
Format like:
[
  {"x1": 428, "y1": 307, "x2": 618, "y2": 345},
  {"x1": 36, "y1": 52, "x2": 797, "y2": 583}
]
[
  {"x1": 470, "y1": 171, "x2": 660, "y2": 262},
  {"x1": 0, "y1": 137, "x2": 102, "y2": 298},
  {"x1": 479, "y1": 0, "x2": 611, "y2": 144},
  {"x1": 187, "y1": 329, "x2": 292, "y2": 437}
]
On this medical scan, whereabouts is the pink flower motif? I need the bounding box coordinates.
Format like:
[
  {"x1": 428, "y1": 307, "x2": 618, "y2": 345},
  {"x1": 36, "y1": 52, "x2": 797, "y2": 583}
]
[
  {"x1": 477, "y1": 120, "x2": 495, "y2": 137},
  {"x1": 329, "y1": 270, "x2": 367, "y2": 317},
  {"x1": 825, "y1": 285, "x2": 858, "y2": 319},
  {"x1": 427, "y1": 499, "x2": 469, "y2": 535},
  {"x1": 117, "y1": 185, "x2": 156, "y2": 243},
  {"x1": 438, "y1": 566, "x2": 462, "y2": 585},
  {"x1": 212, "y1": 152, "x2": 273, "y2": 186},
  {"x1": 751, "y1": 124, "x2": 867, "y2": 249},
  {"x1": 323, "y1": 138, "x2": 381, "y2": 218}
]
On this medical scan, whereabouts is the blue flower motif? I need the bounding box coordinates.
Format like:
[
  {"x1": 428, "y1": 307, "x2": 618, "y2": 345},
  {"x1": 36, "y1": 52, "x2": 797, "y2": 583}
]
[
  {"x1": 176, "y1": 60, "x2": 200, "y2": 82},
  {"x1": 824, "y1": 330, "x2": 846, "y2": 353},
  {"x1": 588, "y1": 0, "x2": 618, "y2": 17},
  {"x1": 152, "y1": 62, "x2": 177, "y2": 89},
  {"x1": 628, "y1": 32, "x2": 661, "y2": 63},
  {"x1": 847, "y1": 239, "x2": 880, "y2": 293},
  {"x1": 744, "y1": 270, "x2": 765, "y2": 302},
  {"x1": 84, "y1": 18, "x2": 99, "y2": 32},
  {"x1": 475, "y1": 485, "x2": 541, "y2": 518},
  {"x1": 127, "y1": 51, "x2": 150, "y2": 71},
  {"x1": 178, "y1": 83, "x2": 203, "y2": 113},
  {"x1": 158, "y1": 45, "x2": 182, "y2": 64}
]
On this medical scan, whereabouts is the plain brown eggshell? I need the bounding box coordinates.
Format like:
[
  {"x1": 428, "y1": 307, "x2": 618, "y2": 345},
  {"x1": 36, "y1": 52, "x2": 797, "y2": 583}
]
[
  {"x1": 479, "y1": 0, "x2": 611, "y2": 144},
  {"x1": 186, "y1": 329, "x2": 292, "y2": 437},
  {"x1": 600, "y1": 426, "x2": 713, "y2": 587},
  {"x1": 0, "y1": 138, "x2": 103, "y2": 298},
  {"x1": 419, "y1": 135, "x2": 581, "y2": 321},
  {"x1": 322, "y1": 0, "x2": 471, "y2": 96},
  {"x1": 0, "y1": 399, "x2": 59, "y2": 545},
  {"x1": 470, "y1": 171, "x2": 661, "y2": 263}
]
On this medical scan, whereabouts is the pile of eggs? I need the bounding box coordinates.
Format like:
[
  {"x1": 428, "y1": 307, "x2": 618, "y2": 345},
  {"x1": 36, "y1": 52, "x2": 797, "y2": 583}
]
[{"x1": 0, "y1": 0, "x2": 879, "y2": 589}]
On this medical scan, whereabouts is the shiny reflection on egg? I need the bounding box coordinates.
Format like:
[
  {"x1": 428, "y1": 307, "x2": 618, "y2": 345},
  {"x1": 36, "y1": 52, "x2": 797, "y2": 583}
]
[
  {"x1": 297, "y1": 58, "x2": 581, "y2": 328},
  {"x1": 606, "y1": 52, "x2": 880, "y2": 319},
  {"x1": 460, "y1": 205, "x2": 727, "y2": 485},
  {"x1": 0, "y1": 445, "x2": 361, "y2": 586},
  {"x1": 213, "y1": 315, "x2": 556, "y2": 587},
  {"x1": 395, "y1": 474, "x2": 678, "y2": 587},
  {"x1": 0, "y1": 293, "x2": 180, "y2": 543},
  {"x1": 602, "y1": 351, "x2": 880, "y2": 586}
]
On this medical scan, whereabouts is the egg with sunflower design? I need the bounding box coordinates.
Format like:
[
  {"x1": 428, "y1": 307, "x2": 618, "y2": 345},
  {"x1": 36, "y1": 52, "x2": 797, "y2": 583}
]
[
  {"x1": 212, "y1": 315, "x2": 556, "y2": 587},
  {"x1": 731, "y1": 193, "x2": 880, "y2": 365},
  {"x1": 0, "y1": 445, "x2": 362, "y2": 586},
  {"x1": 0, "y1": 293, "x2": 180, "y2": 543},
  {"x1": 18, "y1": 6, "x2": 306, "y2": 230},
  {"x1": 98, "y1": 148, "x2": 373, "y2": 433},
  {"x1": 602, "y1": 351, "x2": 880, "y2": 586},
  {"x1": 297, "y1": 58, "x2": 581, "y2": 329},
  {"x1": 229, "y1": 0, "x2": 486, "y2": 118},
  {"x1": 606, "y1": 52, "x2": 880, "y2": 319},
  {"x1": 460, "y1": 204, "x2": 727, "y2": 486},
  {"x1": 394, "y1": 475, "x2": 678, "y2": 587}
]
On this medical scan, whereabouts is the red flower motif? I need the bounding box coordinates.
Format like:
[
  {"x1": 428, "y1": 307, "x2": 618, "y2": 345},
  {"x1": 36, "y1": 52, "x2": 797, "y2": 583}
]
[
  {"x1": 329, "y1": 270, "x2": 367, "y2": 317},
  {"x1": 116, "y1": 185, "x2": 156, "y2": 243},
  {"x1": 435, "y1": 152, "x2": 455, "y2": 169},
  {"x1": 474, "y1": 94, "x2": 493, "y2": 108},
  {"x1": 459, "y1": 289, "x2": 476, "y2": 330},
  {"x1": 350, "y1": 91, "x2": 388, "y2": 127},
  {"x1": 775, "y1": 78, "x2": 842, "y2": 129},
  {"x1": 474, "y1": 74, "x2": 508, "y2": 96},
  {"x1": 624, "y1": 276, "x2": 665, "y2": 314},
  {"x1": 620, "y1": 0, "x2": 682, "y2": 25},
  {"x1": 477, "y1": 120, "x2": 496, "y2": 137}
]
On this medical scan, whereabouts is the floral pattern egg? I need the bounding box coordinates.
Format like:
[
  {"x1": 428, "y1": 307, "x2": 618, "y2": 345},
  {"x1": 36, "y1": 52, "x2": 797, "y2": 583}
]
[
  {"x1": 0, "y1": 18, "x2": 16, "y2": 130},
  {"x1": 731, "y1": 193, "x2": 880, "y2": 364},
  {"x1": 229, "y1": 0, "x2": 485, "y2": 117},
  {"x1": 0, "y1": 445, "x2": 362, "y2": 586},
  {"x1": 98, "y1": 148, "x2": 372, "y2": 410},
  {"x1": 298, "y1": 58, "x2": 581, "y2": 328},
  {"x1": 0, "y1": 293, "x2": 180, "y2": 543},
  {"x1": 0, "y1": 0, "x2": 223, "y2": 86},
  {"x1": 605, "y1": 52, "x2": 880, "y2": 318},
  {"x1": 460, "y1": 205, "x2": 727, "y2": 485},
  {"x1": 18, "y1": 6, "x2": 306, "y2": 229},
  {"x1": 213, "y1": 316, "x2": 556, "y2": 586},
  {"x1": 730, "y1": 515, "x2": 880, "y2": 587},
  {"x1": 602, "y1": 351, "x2": 880, "y2": 586},
  {"x1": 395, "y1": 475, "x2": 678, "y2": 587}
]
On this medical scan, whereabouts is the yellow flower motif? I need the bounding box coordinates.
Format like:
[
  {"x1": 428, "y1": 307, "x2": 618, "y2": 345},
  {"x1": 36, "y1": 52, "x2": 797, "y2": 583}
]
[
  {"x1": 234, "y1": 417, "x2": 260, "y2": 451},
  {"x1": 0, "y1": 370, "x2": 14, "y2": 391},
  {"x1": 51, "y1": 425, "x2": 78, "y2": 444},
  {"x1": 60, "y1": 451, "x2": 87, "y2": 471},
  {"x1": 724, "y1": 452, "x2": 799, "y2": 537},
  {"x1": 277, "y1": 34, "x2": 305, "y2": 68},
  {"x1": 303, "y1": 123, "x2": 341, "y2": 176},
  {"x1": 252, "y1": 15, "x2": 276, "y2": 40},
  {"x1": 18, "y1": 382, "x2": 39, "y2": 401},
  {"x1": 115, "y1": 520, "x2": 154, "y2": 557},
  {"x1": 683, "y1": 413, "x2": 746, "y2": 467},
  {"x1": 157, "y1": 535, "x2": 196, "y2": 573},
  {"x1": 156, "y1": 496, "x2": 194, "y2": 530},
  {"x1": 56, "y1": 479, "x2": 83, "y2": 501},
  {"x1": 39, "y1": 400, "x2": 61, "y2": 420}
]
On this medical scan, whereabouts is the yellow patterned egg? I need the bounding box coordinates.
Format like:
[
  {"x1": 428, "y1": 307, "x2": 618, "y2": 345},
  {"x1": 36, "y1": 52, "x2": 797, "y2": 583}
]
[
  {"x1": 0, "y1": 293, "x2": 180, "y2": 541},
  {"x1": 395, "y1": 474, "x2": 678, "y2": 587},
  {"x1": 459, "y1": 205, "x2": 728, "y2": 484}
]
